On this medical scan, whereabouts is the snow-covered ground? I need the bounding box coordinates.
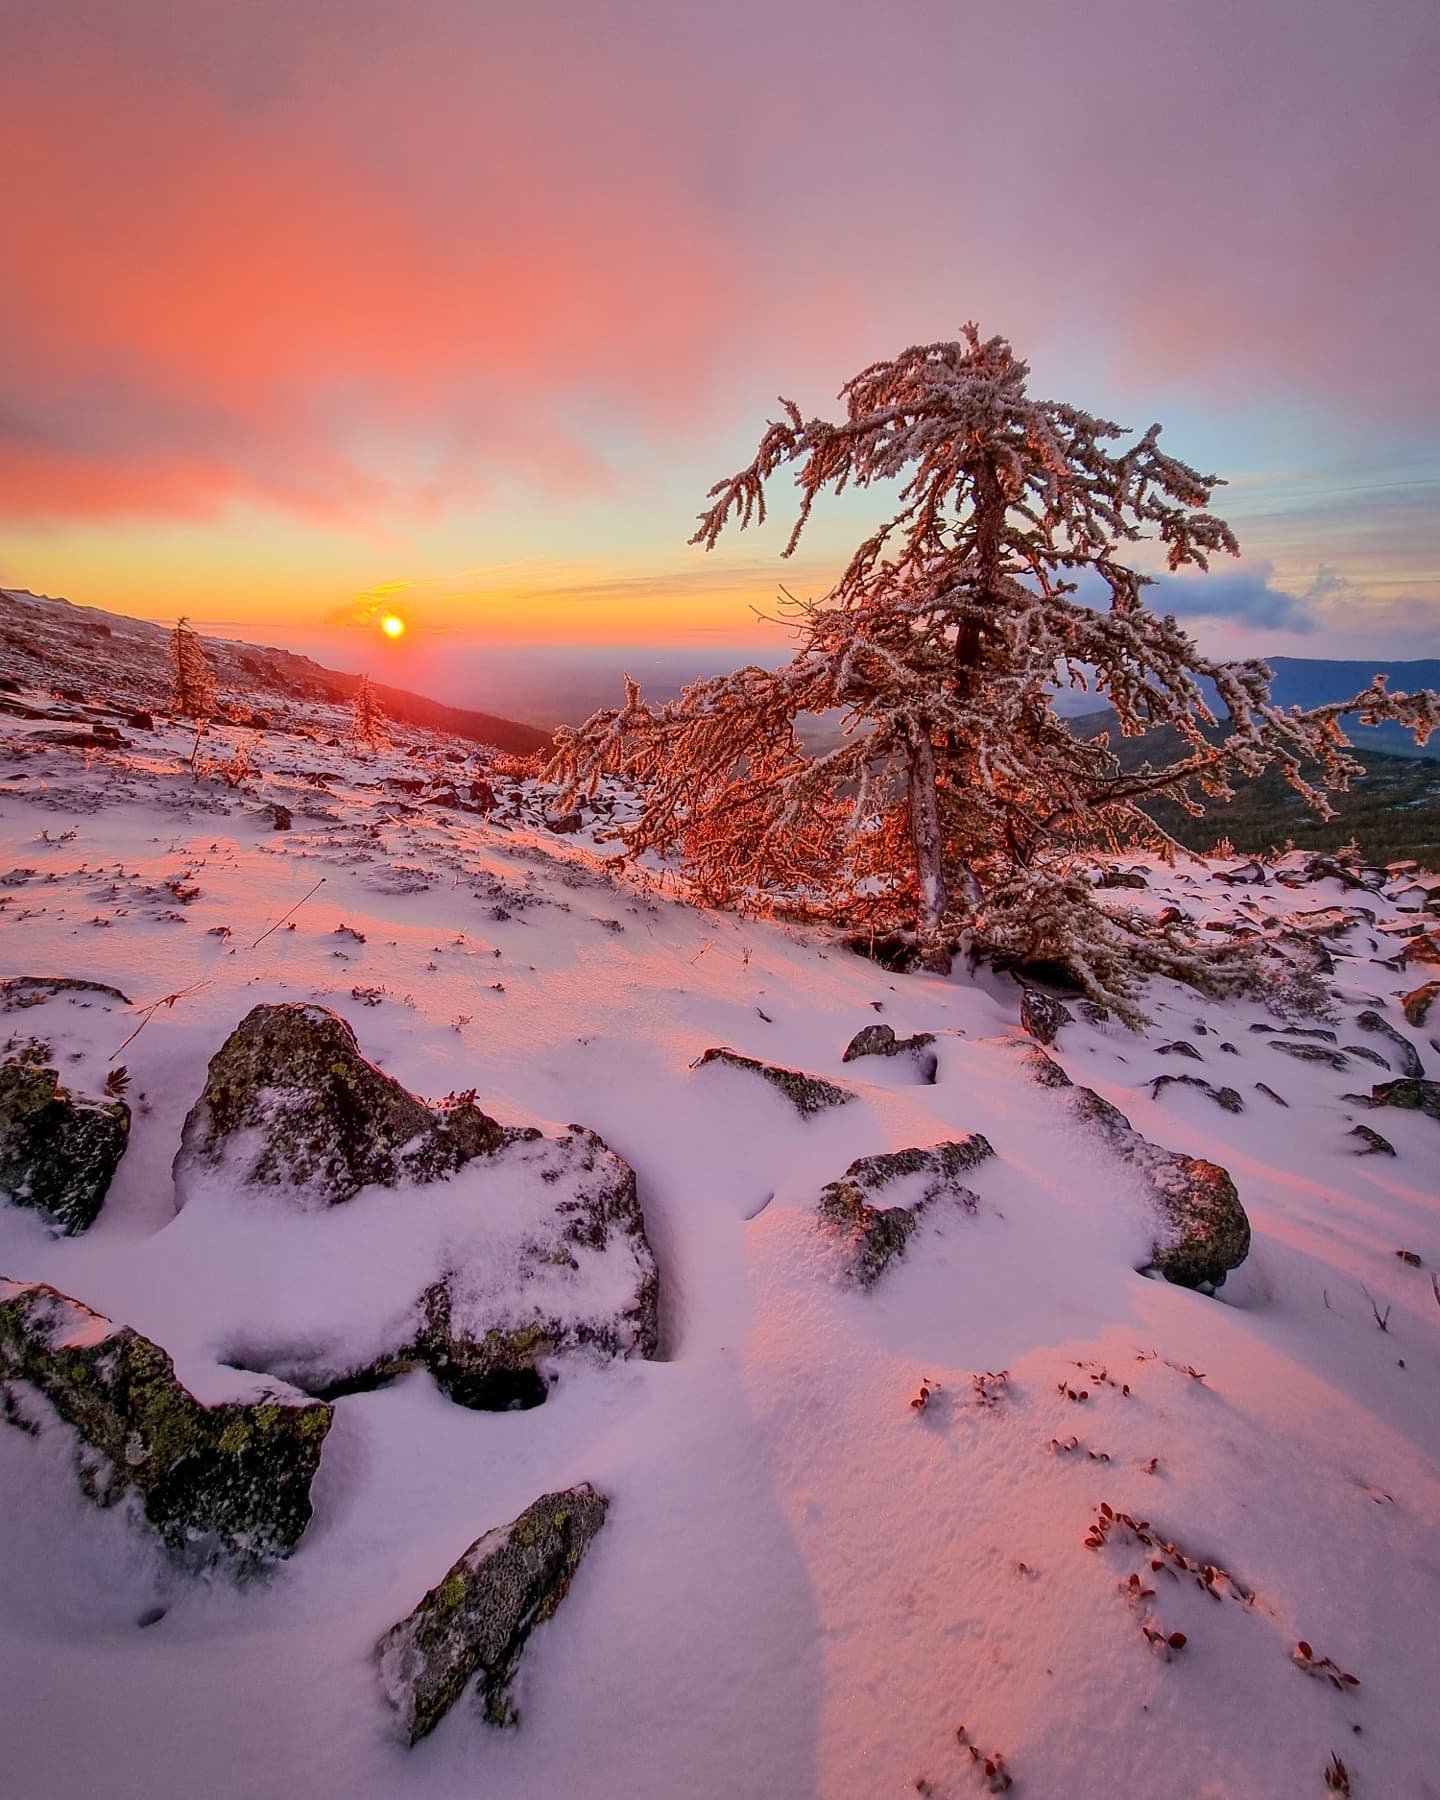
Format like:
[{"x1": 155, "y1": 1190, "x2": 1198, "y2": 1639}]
[{"x1": 1, "y1": 680, "x2": 1437, "y2": 1800}]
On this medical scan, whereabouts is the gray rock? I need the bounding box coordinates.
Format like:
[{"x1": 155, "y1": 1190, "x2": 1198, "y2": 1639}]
[
  {"x1": 1340, "y1": 1043, "x2": 1392, "y2": 1070},
  {"x1": 1353, "y1": 1010, "x2": 1423, "y2": 1078},
  {"x1": 693, "y1": 1047, "x2": 853, "y2": 1115},
  {"x1": 0, "y1": 1279, "x2": 330, "y2": 1567},
  {"x1": 1254, "y1": 1082, "x2": 1289, "y2": 1107},
  {"x1": 1020, "y1": 989, "x2": 1072, "y2": 1046},
  {"x1": 1349, "y1": 1125, "x2": 1396, "y2": 1156},
  {"x1": 1371, "y1": 1077, "x2": 1440, "y2": 1123},
  {"x1": 817, "y1": 1138, "x2": 994, "y2": 1285},
  {"x1": 841, "y1": 1023, "x2": 938, "y2": 1082},
  {"x1": 174, "y1": 1003, "x2": 506, "y2": 1207},
  {"x1": 0, "y1": 975, "x2": 132, "y2": 1011},
  {"x1": 1268, "y1": 1041, "x2": 1351, "y2": 1070},
  {"x1": 0, "y1": 1044, "x2": 129, "y2": 1234},
  {"x1": 1067, "y1": 1089, "x2": 1250, "y2": 1288},
  {"x1": 1149, "y1": 1074, "x2": 1244, "y2": 1114},
  {"x1": 1155, "y1": 1040, "x2": 1204, "y2": 1061},
  {"x1": 377, "y1": 1484, "x2": 608, "y2": 1742}
]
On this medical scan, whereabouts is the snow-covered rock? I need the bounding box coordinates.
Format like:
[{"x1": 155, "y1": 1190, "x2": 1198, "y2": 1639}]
[
  {"x1": 693, "y1": 1047, "x2": 854, "y2": 1114},
  {"x1": 817, "y1": 1137, "x2": 994, "y2": 1284}
]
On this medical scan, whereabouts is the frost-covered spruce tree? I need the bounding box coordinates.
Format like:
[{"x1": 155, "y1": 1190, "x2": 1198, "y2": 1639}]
[
  {"x1": 549, "y1": 326, "x2": 1438, "y2": 1019},
  {"x1": 352, "y1": 673, "x2": 388, "y2": 751},
  {"x1": 170, "y1": 616, "x2": 217, "y2": 722}
]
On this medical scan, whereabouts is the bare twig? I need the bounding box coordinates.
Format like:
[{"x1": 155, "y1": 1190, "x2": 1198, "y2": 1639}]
[
  {"x1": 111, "y1": 980, "x2": 213, "y2": 1060},
  {"x1": 251, "y1": 876, "x2": 327, "y2": 947}
]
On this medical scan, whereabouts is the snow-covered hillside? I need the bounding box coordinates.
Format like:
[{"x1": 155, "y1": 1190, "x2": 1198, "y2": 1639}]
[{"x1": 1, "y1": 671, "x2": 1438, "y2": 1800}]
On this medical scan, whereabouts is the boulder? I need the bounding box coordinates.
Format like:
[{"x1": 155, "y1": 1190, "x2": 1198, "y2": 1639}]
[
  {"x1": 817, "y1": 1137, "x2": 994, "y2": 1285},
  {"x1": 377, "y1": 1484, "x2": 608, "y2": 1741},
  {"x1": 0, "y1": 1043, "x2": 129, "y2": 1234},
  {"x1": 173, "y1": 1003, "x2": 505, "y2": 1207},
  {"x1": 1349, "y1": 1125, "x2": 1396, "y2": 1156},
  {"x1": 413, "y1": 1127, "x2": 659, "y2": 1409},
  {"x1": 1020, "y1": 988, "x2": 1072, "y2": 1046},
  {"x1": 841, "y1": 1023, "x2": 938, "y2": 1081},
  {"x1": 1370, "y1": 1077, "x2": 1440, "y2": 1123},
  {"x1": 0, "y1": 1279, "x2": 330, "y2": 1566},
  {"x1": 693, "y1": 1048, "x2": 853, "y2": 1115},
  {"x1": 1401, "y1": 981, "x2": 1440, "y2": 1028},
  {"x1": 1068, "y1": 1088, "x2": 1250, "y2": 1288}
]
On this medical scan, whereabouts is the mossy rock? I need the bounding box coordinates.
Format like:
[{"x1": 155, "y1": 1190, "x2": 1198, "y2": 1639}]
[
  {"x1": 1066, "y1": 1087, "x2": 1250, "y2": 1288},
  {"x1": 1371, "y1": 1077, "x2": 1440, "y2": 1122},
  {"x1": 173, "y1": 1003, "x2": 506, "y2": 1206},
  {"x1": 0, "y1": 1279, "x2": 331, "y2": 1567},
  {"x1": 694, "y1": 1047, "x2": 854, "y2": 1116},
  {"x1": 0, "y1": 1049, "x2": 129, "y2": 1234},
  {"x1": 817, "y1": 1136, "x2": 995, "y2": 1285},
  {"x1": 377, "y1": 1483, "x2": 608, "y2": 1742}
]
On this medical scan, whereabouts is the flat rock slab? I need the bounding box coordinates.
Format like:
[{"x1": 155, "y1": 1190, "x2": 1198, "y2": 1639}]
[
  {"x1": 377, "y1": 1484, "x2": 608, "y2": 1742},
  {"x1": 0, "y1": 1279, "x2": 331, "y2": 1567},
  {"x1": 693, "y1": 1048, "x2": 854, "y2": 1115}
]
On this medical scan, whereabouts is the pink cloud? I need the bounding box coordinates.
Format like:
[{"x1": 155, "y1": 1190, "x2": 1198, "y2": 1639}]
[{"x1": 0, "y1": 0, "x2": 1435, "y2": 529}]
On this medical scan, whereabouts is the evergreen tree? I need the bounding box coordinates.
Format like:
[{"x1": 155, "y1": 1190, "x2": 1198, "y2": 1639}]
[
  {"x1": 352, "y1": 673, "x2": 388, "y2": 750},
  {"x1": 550, "y1": 327, "x2": 1438, "y2": 1018},
  {"x1": 170, "y1": 616, "x2": 217, "y2": 722}
]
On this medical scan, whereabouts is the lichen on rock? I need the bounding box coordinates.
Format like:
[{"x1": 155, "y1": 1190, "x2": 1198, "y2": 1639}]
[
  {"x1": 0, "y1": 1040, "x2": 130, "y2": 1234},
  {"x1": 1370, "y1": 1077, "x2": 1440, "y2": 1123},
  {"x1": 376, "y1": 1483, "x2": 609, "y2": 1742},
  {"x1": 173, "y1": 1002, "x2": 505, "y2": 1207},
  {"x1": 693, "y1": 1047, "x2": 854, "y2": 1115},
  {"x1": 817, "y1": 1137, "x2": 995, "y2": 1285},
  {"x1": 0, "y1": 1279, "x2": 331, "y2": 1567}
]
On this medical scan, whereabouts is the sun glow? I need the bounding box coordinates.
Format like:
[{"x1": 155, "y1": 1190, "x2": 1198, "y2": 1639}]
[{"x1": 380, "y1": 613, "x2": 405, "y2": 639}]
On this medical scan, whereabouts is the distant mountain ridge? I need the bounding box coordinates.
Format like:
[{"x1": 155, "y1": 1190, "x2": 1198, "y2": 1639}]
[{"x1": 0, "y1": 590, "x2": 554, "y2": 755}]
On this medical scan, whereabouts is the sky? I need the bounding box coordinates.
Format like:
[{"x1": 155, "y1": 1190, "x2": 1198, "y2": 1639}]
[{"x1": 1, "y1": 0, "x2": 1437, "y2": 713}]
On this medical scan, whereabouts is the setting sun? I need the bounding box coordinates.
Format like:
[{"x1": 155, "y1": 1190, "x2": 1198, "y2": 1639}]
[{"x1": 380, "y1": 613, "x2": 405, "y2": 639}]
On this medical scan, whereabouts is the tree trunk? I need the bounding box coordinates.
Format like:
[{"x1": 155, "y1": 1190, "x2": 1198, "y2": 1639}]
[{"x1": 906, "y1": 724, "x2": 951, "y2": 972}]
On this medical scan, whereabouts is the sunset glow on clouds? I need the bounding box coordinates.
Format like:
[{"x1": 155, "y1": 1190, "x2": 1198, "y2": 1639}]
[{"x1": 1, "y1": 0, "x2": 1436, "y2": 670}]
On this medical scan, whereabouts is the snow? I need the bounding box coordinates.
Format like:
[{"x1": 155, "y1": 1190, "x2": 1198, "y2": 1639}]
[{"x1": 1, "y1": 661, "x2": 1438, "y2": 1800}]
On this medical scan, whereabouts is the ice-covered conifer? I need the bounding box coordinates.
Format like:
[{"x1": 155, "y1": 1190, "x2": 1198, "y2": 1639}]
[
  {"x1": 549, "y1": 327, "x2": 1439, "y2": 1019},
  {"x1": 170, "y1": 616, "x2": 217, "y2": 722},
  {"x1": 352, "y1": 674, "x2": 388, "y2": 751}
]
